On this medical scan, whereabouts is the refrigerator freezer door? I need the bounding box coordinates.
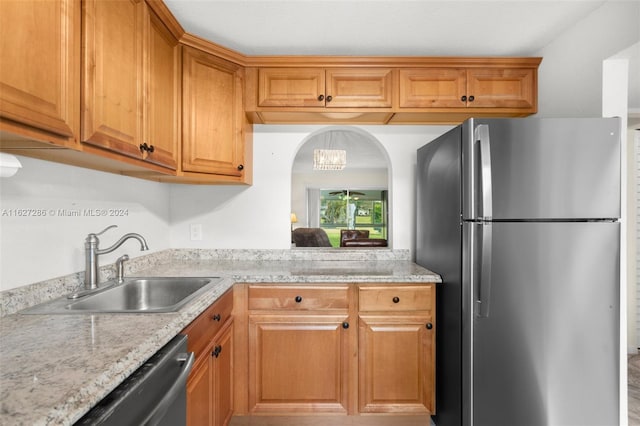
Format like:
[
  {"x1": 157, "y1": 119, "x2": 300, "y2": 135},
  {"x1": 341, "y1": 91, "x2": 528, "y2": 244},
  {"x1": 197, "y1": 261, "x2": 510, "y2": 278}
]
[
  {"x1": 466, "y1": 221, "x2": 619, "y2": 426},
  {"x1": 462, "y1": 118, "x2": 621, "y2": 220}
]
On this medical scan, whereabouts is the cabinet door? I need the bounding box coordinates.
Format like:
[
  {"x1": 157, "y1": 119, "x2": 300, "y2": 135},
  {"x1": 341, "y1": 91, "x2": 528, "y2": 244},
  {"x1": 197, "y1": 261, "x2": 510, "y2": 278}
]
[
  {"x1": 466, "y1": 68, "x2": 536, "y2": 109},
  {"x1": 399, "y1": 68, "x2": 466, "y2": 108},
  {"x1": 143, "y1": 6, "x2": 179, "y2": 170},
  {"x1": 0, "y1": 0, "x2": 80, "y2": 144},
  {"x1": 358, "y1": 314, "x2": 435, "y2": 414},
  {"x1": 212, "y1": 320, "x2": 234, "y2": 426},
  {"x1": 248, "y1": 314, "x2": 351, "y2": 414},
  {"x1": 182, "y1": 46, "x2": 245, "y2": 177},
  {"x1": 325, "y1": 68, "x2": 393, "y2": 108},
  {"x1": 82, "y1": 0, "x2": 143, "y2": 158},
  {"x1": 258, "y1": 68, "x2": 325, "y2": 107},
  {"x1": 187, "y1": 354, "x2": 212, "y2": 426}
]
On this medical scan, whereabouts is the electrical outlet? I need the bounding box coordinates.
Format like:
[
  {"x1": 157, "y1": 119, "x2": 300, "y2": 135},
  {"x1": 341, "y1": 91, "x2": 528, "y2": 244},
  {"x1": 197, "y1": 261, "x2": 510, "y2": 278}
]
[{"x1": 190, "y1": 224, "x2": 203, "y2": 241}]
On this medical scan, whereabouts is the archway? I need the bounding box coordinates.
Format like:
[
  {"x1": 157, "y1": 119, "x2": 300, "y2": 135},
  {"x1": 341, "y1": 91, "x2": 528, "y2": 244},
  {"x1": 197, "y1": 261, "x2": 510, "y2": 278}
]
[{"x1": 291, "y1": 127, "x2": 392, "y2": 248}]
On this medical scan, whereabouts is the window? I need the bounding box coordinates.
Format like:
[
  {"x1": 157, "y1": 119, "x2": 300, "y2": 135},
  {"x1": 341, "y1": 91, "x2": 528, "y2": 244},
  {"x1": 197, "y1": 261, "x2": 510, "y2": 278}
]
[{"x1": 319, "y1": 189, "x2": 387, "y2": 247}]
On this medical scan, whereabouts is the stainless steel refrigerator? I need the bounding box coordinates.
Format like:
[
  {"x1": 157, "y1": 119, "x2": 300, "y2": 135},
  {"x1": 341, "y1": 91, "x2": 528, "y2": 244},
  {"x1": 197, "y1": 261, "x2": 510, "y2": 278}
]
[{"x1": 416, "y1": 117, "x2": 621, "y2": 426}]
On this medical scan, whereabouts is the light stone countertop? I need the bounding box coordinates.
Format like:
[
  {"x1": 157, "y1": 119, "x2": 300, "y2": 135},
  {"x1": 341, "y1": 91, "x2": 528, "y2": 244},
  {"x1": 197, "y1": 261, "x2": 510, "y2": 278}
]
[{"x1": 0, "y1": 250, "x2": 440, "y2": 426}]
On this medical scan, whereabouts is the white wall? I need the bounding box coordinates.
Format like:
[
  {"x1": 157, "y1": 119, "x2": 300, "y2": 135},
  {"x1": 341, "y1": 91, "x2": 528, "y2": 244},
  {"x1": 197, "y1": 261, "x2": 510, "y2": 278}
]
[
  {"x1": 169, "y1": 125, "x2": 451, "y2": 253},
  {"x1": 535, "y1": 1, "x2": 640, "y2": 117},
  {"x1": 0, "y1": 156, "x2": 171, "y2": 291}
]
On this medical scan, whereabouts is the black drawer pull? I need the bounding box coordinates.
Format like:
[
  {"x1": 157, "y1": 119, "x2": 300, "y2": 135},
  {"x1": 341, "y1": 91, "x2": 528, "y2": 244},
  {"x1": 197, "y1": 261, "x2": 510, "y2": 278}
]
[
  {"x1": 212, "y1": 345, "x2": 222, "y2": 358},
  {"x1": 295, "y1": 296, "x2": 303, "y2": 303},
  {"x1": 392, "y1": 296, "x2": 400, "y2": 303},
  {"x1": 212, "y1": 314, "x2": 221, "y2": 322}
]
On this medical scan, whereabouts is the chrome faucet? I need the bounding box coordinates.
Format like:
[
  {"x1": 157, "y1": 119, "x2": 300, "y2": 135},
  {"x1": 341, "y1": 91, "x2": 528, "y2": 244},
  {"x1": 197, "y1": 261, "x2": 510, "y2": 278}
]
[{"x1": 84, "y1": 225, "x2": 149, "y2": 290}]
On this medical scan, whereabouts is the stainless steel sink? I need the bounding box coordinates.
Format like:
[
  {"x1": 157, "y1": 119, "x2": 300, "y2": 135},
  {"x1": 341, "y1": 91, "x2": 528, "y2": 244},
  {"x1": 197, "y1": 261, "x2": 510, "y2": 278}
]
[{"x1": 21, "y1": 277, "x2": 223, "y2": 314}]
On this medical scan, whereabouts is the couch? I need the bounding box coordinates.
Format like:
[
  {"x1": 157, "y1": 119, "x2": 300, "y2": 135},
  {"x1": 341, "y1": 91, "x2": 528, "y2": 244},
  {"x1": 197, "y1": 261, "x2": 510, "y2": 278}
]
[
  {"x1": 340, "y1": 229, "x2": 388, "y2": 247},
  {"x1": 292, "y1": 228, "x2": 332, "y2": 247}
]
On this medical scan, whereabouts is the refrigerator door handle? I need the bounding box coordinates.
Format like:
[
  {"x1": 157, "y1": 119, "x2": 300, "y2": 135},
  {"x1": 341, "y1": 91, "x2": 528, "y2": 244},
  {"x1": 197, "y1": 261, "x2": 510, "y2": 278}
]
[
  {"x1": 475, "y1": 124, "x2": 493, "y2": 220},
  {"x1": 476, "y1": 222, "x2": 493, "y2": 318}
]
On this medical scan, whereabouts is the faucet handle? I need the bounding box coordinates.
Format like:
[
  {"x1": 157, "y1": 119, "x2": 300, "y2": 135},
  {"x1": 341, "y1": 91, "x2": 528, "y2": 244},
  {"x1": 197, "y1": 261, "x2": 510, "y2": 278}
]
[{"x1": 95, "y1": 224, "x2": 117, "y2": 236}]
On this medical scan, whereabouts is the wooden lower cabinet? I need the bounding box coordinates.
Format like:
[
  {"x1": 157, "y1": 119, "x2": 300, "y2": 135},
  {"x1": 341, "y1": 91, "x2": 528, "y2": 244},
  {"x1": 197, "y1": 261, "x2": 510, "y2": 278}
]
[
  {"x1": 358, "y1": 315, "x2": 434, "y2": 413},
  {"x1": 358, "y1": 284, "x2": 436, "y2": 414},
  {"x1": 234, "y1": 282, "x2": 436, "y2": 420},
  {"x1": 184, "y1": 289, "x2": 234, "y2": 426},
  {"x1": 187, "y1": 320, "x2": 234, "y2": 426},
  {"x1": 248, "y1": 314, "x2": 352, "y2": 414}
]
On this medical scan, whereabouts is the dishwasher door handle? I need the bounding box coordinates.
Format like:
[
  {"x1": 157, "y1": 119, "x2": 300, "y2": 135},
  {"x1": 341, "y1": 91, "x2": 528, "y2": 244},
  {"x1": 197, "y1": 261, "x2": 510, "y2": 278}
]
[{"x1": 142, "y1": 351, "x2": 195, "y2": 426}]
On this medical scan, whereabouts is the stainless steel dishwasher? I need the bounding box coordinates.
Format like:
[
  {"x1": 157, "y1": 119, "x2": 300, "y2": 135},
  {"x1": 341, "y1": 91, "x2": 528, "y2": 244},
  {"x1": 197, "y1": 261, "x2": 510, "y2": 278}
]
[{"x1": 75, "y1": 334, "x2": 194, "y2": 426}]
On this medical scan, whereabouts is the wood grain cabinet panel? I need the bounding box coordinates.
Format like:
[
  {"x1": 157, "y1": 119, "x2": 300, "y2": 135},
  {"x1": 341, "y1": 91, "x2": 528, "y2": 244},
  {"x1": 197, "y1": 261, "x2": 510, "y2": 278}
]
[
  {"x1": 258, "y1": 68, "x2": 325, "y2": 107},
  {"x1": 248, "y1": 285, "x2": 349, "y2": 310},
  {"x1": 248, "y1": 314, "x2": 351, "y2": 414},
  {"x1": 182, "y1": 46, "x2": 246, "y2": 178},
  {"x1": 257, "y1": 68, "x2": 393, "y2": 108},
  {"x1": 143, "y1": 5, "x2": 180, "y2": 169},
  {"x1": 466, "y1": 68, "x2": 536, "y2": 109},
  {"x1": 325, "y1": 68, "x2": 393, "y2": 108},
  {"x1": 399, "y1": 68, "x2": 467, "y2": 108},
  {"x1": 358, "y1": 315, "x2": 434, "y2": 414},
  {"x1": 82, "y1": 0, "x2": 143, "y2": 158},
  {"x1": 0, "y1": 0, "x2": 80, "y2": 146},
  {"x1": 82, "y1": 0, "x2": 179, "y2": 170},
  {"x1": 184, "y1": 289, "x2": 234, "y2": 426},
  {"x1": 358, "y1": 284, "x2": 436, "y2": 415},
  {"x1": 399, "y1": 67, "x2": 536, "y2": 110}
]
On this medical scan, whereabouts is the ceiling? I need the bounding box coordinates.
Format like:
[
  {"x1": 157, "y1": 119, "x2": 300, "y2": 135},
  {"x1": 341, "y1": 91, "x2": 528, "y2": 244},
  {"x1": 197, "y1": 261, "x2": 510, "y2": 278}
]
[{"x1": 165, "y1": 0, "x2": 606, "y2": 57}]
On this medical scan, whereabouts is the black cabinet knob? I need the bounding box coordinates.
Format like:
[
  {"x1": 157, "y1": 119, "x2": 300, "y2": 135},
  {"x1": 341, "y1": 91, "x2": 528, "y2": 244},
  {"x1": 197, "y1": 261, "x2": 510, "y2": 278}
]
[
  {"x1": 318, "y1": 94, "x2": 325, "y2": 101},
  {"x1": 342, "y1": 322, "x2": 349, "y2": 329},
  {"x1": 212, "y1": 345, "x2": 222, "y2": 358},
  {"x1": 212, "y1": 314, "x2": 221, "y2": 322},
  {"x1": 295, "y1": 296, "x2": 303, "y2": 303},
  {"x1": 461, "y1": 95, "x2": 467, "y2": 102},
  {"x1": 237, "y1": 164, "x2": 244, "y2": 171},
  {"x1": 326, "y1": 95, "x2": 333, "y2": 102},
  {"x1": 426, "y1": 323, "x2": 433, "y2": 330},
  {"x1": 139, "y1": 142, "x2": 155, "y2": 153},
  {"x1": 468, "y1": 95, "x2": 475, "y2": 102},
  {"x1": 392, "y1": 296, "x2": 400, "y2": 303}
]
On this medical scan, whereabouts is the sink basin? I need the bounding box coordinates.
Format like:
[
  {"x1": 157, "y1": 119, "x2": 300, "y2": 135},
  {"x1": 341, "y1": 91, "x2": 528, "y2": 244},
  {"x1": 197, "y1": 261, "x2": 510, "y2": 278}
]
[{"x1": 21, "y1": 277, "x2": 223, "y2": 314}]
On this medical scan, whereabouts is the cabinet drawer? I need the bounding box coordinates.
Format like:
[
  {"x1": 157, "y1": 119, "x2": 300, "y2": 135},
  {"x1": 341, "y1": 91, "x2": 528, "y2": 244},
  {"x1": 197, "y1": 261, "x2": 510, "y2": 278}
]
[
  {"x1": 248, "y1": 285, "x2": 349, "y2": 310},
  {"x1": 182, "y1": 288, "x2": 233, "y2": 358},
  {"x1": 359, "y1": 285, "x2": 434, "y2": 312}
]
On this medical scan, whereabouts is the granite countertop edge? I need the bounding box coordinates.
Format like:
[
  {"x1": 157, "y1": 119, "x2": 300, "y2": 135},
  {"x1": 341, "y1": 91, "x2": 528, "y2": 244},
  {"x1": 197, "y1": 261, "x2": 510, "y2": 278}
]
[{"x1": 0, "y1": 254, "x2": 440, "y2": 426}]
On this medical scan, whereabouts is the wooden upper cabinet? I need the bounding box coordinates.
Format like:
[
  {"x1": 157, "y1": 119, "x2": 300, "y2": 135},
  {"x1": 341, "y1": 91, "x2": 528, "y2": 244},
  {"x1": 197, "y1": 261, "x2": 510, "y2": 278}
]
[
  {"x1": 82, "y1": 0, "x2": 143, "y2": 157},
  {"x1": 326, "y1": 68, "x2": 393, "y2": 108},
  {"x1": 82, "y1": 0, "x2": 179, "y2": 170},
  {"x1": 143, "y1": 4, "x2": 180, "y2": 170},
  {"x1": 0, "y1": 0, "x2": 80, "y2": 146},
  {"x1": 257, "y1": 68, "x2": 393, "y2": 108},
  {"x1": 182, "y1": 46, "x2": 246, "y2": 178},
  {"x1": 399, "y1": 67, "x2": 536, "y2": 110},
  {"x1": 258, "y1": 68, "x2": 325, "y2": 107},
  {"x1": 466, "y1": 68, "x2": 536, "y2": 109},
  {"x1": 399, "y1": 68, "x2": 467, "y2": 108}
]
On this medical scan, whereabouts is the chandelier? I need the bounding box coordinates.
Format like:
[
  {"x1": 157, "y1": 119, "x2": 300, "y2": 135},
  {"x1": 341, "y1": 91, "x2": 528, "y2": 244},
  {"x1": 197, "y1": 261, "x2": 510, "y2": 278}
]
[{"x1": 313, "y1": 149, "x2": 346, "y2": 171}]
